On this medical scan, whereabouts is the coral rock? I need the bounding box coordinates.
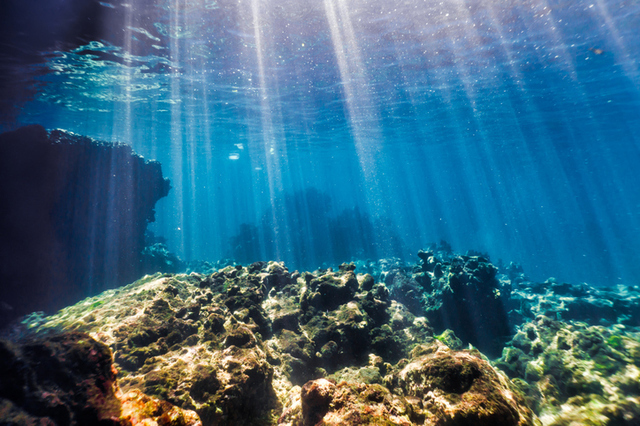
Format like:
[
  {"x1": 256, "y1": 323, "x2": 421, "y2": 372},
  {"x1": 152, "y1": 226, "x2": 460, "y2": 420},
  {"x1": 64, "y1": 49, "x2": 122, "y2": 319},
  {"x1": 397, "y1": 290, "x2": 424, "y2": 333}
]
[
  {"x1": 294, "y1": 379, "x2": 413, "y2": 426},
  {"x1": 397, "y1": 342, "x2": 534, "y2": 426},
  {"x1": 496, "y1": 316, "x2": 640, "y2": 425},
  {"x1": 0, "y1": 331, "x2": 122, "y2": 425},
  {"x1": 301, "y1": 379, "x2": 336, "y2": 426},
  {"x1": 121, "y1": 389, "x2": 201, "y2": 426}
]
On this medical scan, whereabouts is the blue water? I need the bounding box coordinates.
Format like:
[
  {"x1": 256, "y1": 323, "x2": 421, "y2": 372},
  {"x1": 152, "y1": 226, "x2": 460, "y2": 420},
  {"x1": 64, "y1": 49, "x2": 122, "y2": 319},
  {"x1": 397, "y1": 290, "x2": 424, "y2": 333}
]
[{"x1": 2, "y1": 0, "x2": 640, "y2": 285}]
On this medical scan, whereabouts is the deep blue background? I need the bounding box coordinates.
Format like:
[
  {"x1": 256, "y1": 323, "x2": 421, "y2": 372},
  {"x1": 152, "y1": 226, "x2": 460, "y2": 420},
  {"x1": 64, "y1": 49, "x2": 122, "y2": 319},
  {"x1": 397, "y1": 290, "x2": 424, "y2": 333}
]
[{"x1": 2, "y1": 0, "x2": 640, "y2": 285}]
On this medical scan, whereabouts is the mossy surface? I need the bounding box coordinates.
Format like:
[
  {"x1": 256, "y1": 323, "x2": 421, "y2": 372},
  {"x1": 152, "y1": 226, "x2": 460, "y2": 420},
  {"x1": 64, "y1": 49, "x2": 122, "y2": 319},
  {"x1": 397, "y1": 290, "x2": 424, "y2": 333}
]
[
  {"x1": 10, "y1": 251, "x2": 640, "y2": 426},
  {"x1": 496, "y1": 316, "x2": 640, "y2": 425}
]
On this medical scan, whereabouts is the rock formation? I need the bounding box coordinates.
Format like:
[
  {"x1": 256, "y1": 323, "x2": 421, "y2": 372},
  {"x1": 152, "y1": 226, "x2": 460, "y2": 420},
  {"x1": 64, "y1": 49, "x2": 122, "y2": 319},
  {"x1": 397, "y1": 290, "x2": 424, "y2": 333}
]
[
  {"x1": 8, "y1": 261, "x2": 538, "y2": 425},
  {"x1": 0, "y1": 330, "x2": 200, "y2": 425},
  {"x1": 3, "y1": 249, "x2": 640, "y2": 425},
  {"x1": 0, "y1": 125, "x2": 170, "y2": 327}
]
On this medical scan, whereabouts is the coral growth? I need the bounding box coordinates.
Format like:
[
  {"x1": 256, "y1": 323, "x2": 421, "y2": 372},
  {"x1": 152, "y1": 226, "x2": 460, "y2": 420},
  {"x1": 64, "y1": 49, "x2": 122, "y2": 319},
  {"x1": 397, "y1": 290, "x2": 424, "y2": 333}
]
[
  {"x1": 3, "y1": 249, "x2": 640, "y2": 425},
  {"x1": 496, "y1": 316, "x2": 640, "y2": 425}
]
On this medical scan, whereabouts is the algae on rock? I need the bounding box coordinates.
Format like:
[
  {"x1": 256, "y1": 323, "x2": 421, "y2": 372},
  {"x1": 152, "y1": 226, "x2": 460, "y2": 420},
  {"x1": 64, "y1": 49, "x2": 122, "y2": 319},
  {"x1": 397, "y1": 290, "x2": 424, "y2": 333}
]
[{"x1": 7, "y1": 254, "x2": 640, "y2": 426}]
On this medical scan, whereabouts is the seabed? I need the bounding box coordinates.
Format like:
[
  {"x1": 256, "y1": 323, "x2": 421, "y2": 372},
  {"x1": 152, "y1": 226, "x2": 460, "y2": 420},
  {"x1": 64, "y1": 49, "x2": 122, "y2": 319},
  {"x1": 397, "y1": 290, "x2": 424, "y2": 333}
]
[{"x1": 2, "y1": 247, "x2": 639, "y2": 425}]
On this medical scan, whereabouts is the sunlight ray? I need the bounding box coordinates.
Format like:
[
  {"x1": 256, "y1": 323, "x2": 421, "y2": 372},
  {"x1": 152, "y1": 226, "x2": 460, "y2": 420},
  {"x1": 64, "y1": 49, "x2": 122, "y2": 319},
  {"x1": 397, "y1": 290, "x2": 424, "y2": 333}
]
[
  {"x1": 250, "y1": 0, "x2": 291, "y2": 262},
  {"x1": 593, "y1": 0, "x2": 640, "y2": 84},
  {"x1": 323, "y1": 0, "x2": 389, "y2": 227},
  {"x1": 169, "y1": 0, "x2": 186, "y2": 256}
]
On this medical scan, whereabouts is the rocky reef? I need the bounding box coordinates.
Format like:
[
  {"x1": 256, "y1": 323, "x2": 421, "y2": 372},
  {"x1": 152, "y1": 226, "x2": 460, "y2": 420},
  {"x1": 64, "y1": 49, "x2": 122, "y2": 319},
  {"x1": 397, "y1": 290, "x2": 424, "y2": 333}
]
[
  {"x1": 496, "y1": 316, "x2": 640, "y2": 425},
  {"x1": 1, "y1": 248, "x2": 639, "y2": 425},
  {"x1": 390, "y1": 249, "x2": 511, "y2": 358},
  {"x1": 0, "y1": 125, "x2": 171, "y2": 327},
  {"x1": 0, "y1": 330, "x2": 200, "y2": 425}
]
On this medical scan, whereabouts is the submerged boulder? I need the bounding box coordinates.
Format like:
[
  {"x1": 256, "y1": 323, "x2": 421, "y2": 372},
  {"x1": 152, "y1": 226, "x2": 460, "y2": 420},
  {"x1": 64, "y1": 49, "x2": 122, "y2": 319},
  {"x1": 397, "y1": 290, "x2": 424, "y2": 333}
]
[
  {"x1": 0, "y1": 330, "x2": 200, "y2": 426},
  {"x1": 355, "y1": 248, "x2": 513, "y2": 358},
  {"x1": 0, "y1": 125, "x2": 171, "y2": 327},
  {"x1": 395, "y1": 342, "x2": 534, "y2": 426},
  {"x1": 0, "y1": 331, "x2": 122, "y2": 425},
  {"x1": 285, "y1": 378, "x2": 414, "y2": 426},
  {"x1": 281, "y1": 341, "x2": 534, "y2": 426},
  {"x1": 417, "y1": 252, "x2": 511, "y2": 358}
]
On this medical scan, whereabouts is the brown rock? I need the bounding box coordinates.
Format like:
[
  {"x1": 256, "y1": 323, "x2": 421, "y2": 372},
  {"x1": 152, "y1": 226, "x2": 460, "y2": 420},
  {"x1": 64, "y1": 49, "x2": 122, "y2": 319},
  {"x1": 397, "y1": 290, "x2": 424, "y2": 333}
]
[
  {"x1": 120, "y1": 389, "x2": 201, "y2": 426},
  {"x1": 301, "y1": 379, "x2": 336, "y2": 426},
  {"x1": 397, "y1": 342, "x2": 534, "y2": 426},
  {"x1": 0, "y1": 331, "x2": 123, "y2": 425},
  {"x1": 294, "y1": 379, "x2": 414, "y2": 426}
]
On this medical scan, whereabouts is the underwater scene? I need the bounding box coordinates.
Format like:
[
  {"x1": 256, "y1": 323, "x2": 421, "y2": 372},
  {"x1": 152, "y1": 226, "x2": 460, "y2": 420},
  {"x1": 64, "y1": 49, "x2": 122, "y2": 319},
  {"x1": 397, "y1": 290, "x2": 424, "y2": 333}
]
[{"x1": 1, "y1": 0, "x2": 640, "y2": 424}]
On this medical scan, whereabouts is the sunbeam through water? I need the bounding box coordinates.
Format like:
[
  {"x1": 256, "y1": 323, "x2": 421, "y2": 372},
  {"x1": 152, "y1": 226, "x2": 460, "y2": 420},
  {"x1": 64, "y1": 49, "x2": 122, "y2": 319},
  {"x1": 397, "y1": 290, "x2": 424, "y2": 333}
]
[
  {"x1": 2, "y1": 0, "x2": 640, "y2": 284},
  {"x1": 2, "y1": 0, "x2": 640, "y2": 424}
]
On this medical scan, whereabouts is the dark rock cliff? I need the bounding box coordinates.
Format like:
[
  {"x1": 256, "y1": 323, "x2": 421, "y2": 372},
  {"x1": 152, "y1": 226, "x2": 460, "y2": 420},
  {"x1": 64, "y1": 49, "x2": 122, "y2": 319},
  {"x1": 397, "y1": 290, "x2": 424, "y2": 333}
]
[{"x1": 0, "y1": 125, "x2": 170, "y2": 327}]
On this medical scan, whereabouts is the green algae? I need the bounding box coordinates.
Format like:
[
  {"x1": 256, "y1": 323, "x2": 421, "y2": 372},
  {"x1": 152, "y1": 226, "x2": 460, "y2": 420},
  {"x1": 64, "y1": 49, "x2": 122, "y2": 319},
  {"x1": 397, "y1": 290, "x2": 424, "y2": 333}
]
[
  {"x1": 606, "y1": 334, "x2": 623, "y2": 350},
  {"x1": 435, "y1": 329, "x2": 464, "y2": 350}
]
